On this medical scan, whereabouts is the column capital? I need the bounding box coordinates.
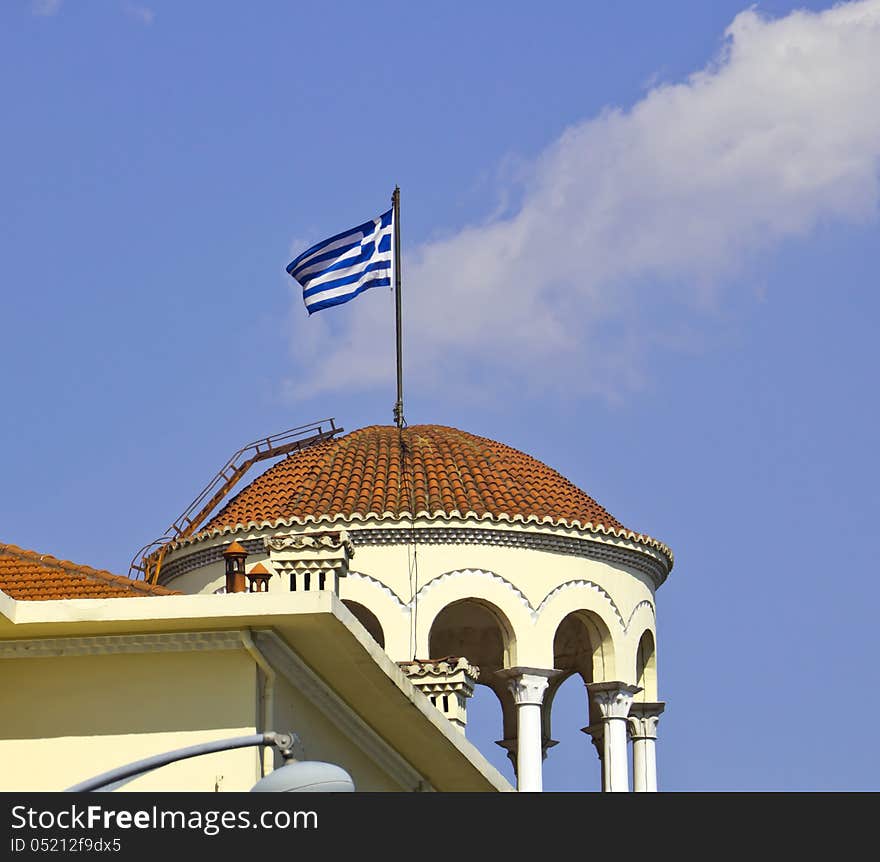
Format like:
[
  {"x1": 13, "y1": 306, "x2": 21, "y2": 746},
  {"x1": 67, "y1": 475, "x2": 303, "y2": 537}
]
[
  {"x1": 496, "y1": 667, "x2": 562, "y2": 706},
  {"x1": 587, "y1": 681, "x2": 642, "y2": 720},
  {"x1": 627, "y1": 701, "x2": 665, "y2": 741}
]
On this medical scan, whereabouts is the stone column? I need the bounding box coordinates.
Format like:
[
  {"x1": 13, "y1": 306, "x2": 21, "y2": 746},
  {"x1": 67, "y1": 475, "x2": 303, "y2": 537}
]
[
  {"x1": 627, "y1": 701, "x2": 665, "y2": 792},
  {"x1": 587, "y1": 681, "x2": 641, "y2": 792},
  {"x1": 496, "y1": 667, "x2": 559, "y2": 792}
]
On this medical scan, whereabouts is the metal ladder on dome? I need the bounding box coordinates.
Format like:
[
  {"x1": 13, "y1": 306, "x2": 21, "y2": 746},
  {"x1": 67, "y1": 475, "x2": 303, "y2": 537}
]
[{"x1": 128, "y1": 417, "x2": 344, "y2": 585}]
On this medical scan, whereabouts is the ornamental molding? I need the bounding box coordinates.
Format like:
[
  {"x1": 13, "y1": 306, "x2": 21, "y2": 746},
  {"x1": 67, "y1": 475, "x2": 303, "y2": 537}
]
[
  {"x1": 346, "y1": 568, "x2": 647, "y2": 635},
  {"x1": 398, "y1": 656, "x2": 480, "y2": 683},
  {"x1": 627, "y1": 701, "x2": 666, "y2": 740},
  {"x1": 496, "y1": 668, "x2": 560, "y2": 706},
  {"x1": 250, "y1": 630, "x2": 432, "y2": 792},
  {"x1": 535, "y1": 580, "x2": 627, "y2": 629},
  {"x1": 417, "y1": 571, "x2": 644, "y2": 633},
  {"x1": 588, "y1": 682, "x2": 642, "y2": 720},
  {"x1": 161, "y1": 521, "x2": 671, "y2": 587},
  {"x1": 627, "y1": 714, "x2": 662, "y2": 741},
  {"x1": 623, "y1": 600, "x2": 656, "y2": 633},
  {"x1": 346, "y1": 571, "x2": 409, "y2": 611},
  {"x1": 0, "y1": 630, "x2": 245, "y2": 659},
  {"x1": 398, "y1": 657, "x2": 480, "y2": 730},
  {"x1": 415, "y1": 569, "x2": 533, "y2": 617},
  {"x1": 508, "y1": 675, "x2": 549, "y2": 705},
  {"x1": 264, "y1": 530, "x2": 355, "y2": 557}
]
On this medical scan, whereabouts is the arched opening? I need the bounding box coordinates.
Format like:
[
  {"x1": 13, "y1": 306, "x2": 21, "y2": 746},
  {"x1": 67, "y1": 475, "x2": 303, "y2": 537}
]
[
  {"x1": 542, "y1": 672, "x2": 598, "y2": 791},
  {"x1": 635, "y1": 629, "x2": 657, "y2": 701},
  {"x1": 341, "y1": 600, "x2": 385, "y2": 649},
  {"x1": 428, "y1": 599, "x2": 516, "y2": 776},
  {"x1": 541, "y1": 610, "x2": 614, "y2": 791},
  {"x1": 428, "y1": 598, "x2": 512, "y2": 671}
]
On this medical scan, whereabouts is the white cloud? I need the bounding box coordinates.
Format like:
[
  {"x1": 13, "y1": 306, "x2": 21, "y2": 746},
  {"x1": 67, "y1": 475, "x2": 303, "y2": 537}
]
[
  {"x1": 286, "y1": 0, "x2": 880, "y2": 403},
  {"x1": 31, "y1": 0, "x2": 61, "y2": 16}
]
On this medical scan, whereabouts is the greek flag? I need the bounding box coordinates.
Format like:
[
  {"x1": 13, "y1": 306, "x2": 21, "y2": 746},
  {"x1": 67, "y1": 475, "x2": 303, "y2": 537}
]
[{"x1": 287, "y1": 208, "x2": 394, "y2": 314}]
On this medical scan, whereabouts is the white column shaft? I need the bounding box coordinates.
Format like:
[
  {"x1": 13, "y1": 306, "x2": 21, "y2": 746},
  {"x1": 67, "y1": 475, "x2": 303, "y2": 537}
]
[
  {"x1": 516, "y1": 702, "x2": 544, "y2": 792},
  {"x1": 604, "y1": 717, "x2": 629, "y2": 792},
  {"x1": 632, "y1": 736, "x2": 657, "y2": 793},
  {"x1": 497, "y1": 668, "x2": 557, "y2": 793},
  {"x1": 588, "y1": 682, "x2": 641, "y2": 793}
]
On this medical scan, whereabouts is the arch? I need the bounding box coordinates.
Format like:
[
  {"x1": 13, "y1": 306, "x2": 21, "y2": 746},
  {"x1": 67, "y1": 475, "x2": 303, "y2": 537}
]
[
  {"x1": 551, "y1": 609, "x2": 616, "y2": 688},
  {"x1": 623, "y1": 599, "x2": 656, "y2": 634},
  {"x1": 414, "y1": 570, "x2": 532, "y2": 664},
  {"x1": 339, "y1": 571, "x2": 409, "y2": 660},
  {"x1": 341, "y1": 600, "x2": 386, "y2": 649},
  {"x1": 427, "y1": 596, "x2": 520, "y2": 769},
  {"x1": 634, "y1": 629, "x2": 658, "y2": 701},
  {"x1": 533, "y1": 583, "x2": 623, "y2": 679},
  {"x1": 428, "y1": 598, "x2": 514, "y2": 673}
]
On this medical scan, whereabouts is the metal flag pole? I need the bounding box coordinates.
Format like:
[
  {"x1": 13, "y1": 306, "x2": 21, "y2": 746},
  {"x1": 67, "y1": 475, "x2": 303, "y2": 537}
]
[{"x1": 392, "y1": 185, "x2": 404, "y2": 428}]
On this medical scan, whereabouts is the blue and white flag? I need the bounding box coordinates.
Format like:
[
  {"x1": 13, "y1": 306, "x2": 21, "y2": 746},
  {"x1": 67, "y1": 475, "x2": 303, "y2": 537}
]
[{"x1": 287, "y1": 208, "x2": 394, "y2": 314}]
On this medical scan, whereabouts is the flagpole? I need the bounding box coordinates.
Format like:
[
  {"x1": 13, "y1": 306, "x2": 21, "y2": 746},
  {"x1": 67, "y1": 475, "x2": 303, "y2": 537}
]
[{"x1": 392, "y1": 185, "x2": 404, "y2": 428}]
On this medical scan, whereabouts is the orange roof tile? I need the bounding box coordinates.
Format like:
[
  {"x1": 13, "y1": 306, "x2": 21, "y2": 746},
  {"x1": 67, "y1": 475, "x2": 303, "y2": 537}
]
[
  {"x1": 0, "y1": 543, "x2": 181, "y2": 601},
  {"x1": 199, "y1": 425, "x2": 666, "y2": 557}
]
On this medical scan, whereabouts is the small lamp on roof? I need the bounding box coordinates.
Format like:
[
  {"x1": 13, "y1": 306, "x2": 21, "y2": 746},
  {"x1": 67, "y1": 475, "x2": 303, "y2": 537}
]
[{"x1": 223, "y1": 541, "x2": 248, "y2": 594}]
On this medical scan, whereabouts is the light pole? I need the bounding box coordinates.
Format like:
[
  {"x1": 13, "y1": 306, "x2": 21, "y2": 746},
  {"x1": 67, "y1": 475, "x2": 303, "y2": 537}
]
[{"x1": 65, "y1": 731, "x2": 355, "y2": 793}]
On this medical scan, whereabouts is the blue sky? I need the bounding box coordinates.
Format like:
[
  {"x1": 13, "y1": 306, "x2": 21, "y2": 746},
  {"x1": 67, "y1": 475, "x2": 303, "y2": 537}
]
[{"x1": 2, "y1": 0, "x2": 878, "y2": 791}]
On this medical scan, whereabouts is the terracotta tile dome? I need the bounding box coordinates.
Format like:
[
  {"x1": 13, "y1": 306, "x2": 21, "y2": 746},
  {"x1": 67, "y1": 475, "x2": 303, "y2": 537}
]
[{"x1": 203, "y1": 424, "x2": 631, "y2": 534}]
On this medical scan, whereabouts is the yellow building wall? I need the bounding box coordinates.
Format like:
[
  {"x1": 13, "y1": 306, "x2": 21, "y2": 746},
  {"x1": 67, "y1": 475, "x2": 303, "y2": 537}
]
[
  {"x1": 270, "y1": 674, "x2": 407, "y2": 792},
  {"x1": 0, "y1": 649, "x2": 259, "y2": 791},
  {"x1": 0, "y1": 645, "x2": 413, "y2": 792}
]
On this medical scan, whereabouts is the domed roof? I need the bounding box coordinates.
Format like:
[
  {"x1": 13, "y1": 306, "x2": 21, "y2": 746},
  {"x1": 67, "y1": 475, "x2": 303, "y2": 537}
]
[{"x1": 196, "y1": 425, "x2": 668, "y2": 558}]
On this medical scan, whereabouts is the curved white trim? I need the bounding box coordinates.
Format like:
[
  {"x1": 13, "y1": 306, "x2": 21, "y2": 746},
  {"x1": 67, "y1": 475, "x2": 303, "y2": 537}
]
[
  {"x1": 173, "y1": 509, "x2": 673, "y2": 569},
  {"x1": 346, "y1": 571, "x2": 409, "y2": 612},
  {"x1": 535, "y1": 579, "x2": 626, "y2": 628},
  {"x1": 623, "y1": 599, "x2": 656, "y2": 633},
  {"x1": 415, "y1": 569, "x2": 533, "y2": 616}
]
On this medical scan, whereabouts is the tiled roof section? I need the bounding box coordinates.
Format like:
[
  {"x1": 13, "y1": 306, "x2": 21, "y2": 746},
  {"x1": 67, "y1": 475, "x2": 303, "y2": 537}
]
[
  {"x1": 203, "y1": 424, "x2": 649, "y2": 540},
  {"x1": 0, "y1": 543, "x2": 181, "y2": 601}
]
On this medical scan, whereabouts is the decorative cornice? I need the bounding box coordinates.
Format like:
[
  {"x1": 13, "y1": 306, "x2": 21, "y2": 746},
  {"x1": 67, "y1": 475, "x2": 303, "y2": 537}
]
[
  {"x1": 162, "y1": 520, "x2": 672, "y2": 585},
  {"x1": 398, "y1": 656, "x2": 480, "y2": 683},
  {"x1": 184, "y1": 511, "x2": 673, "y2": 562},
  {"x1": 265, "y1": 530, "x2": 355, "y2": 557},
  {"x1": 0, "y1": 630, "x2": 244, "y2": 659}
]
